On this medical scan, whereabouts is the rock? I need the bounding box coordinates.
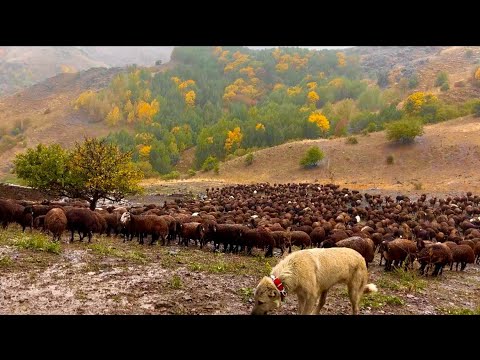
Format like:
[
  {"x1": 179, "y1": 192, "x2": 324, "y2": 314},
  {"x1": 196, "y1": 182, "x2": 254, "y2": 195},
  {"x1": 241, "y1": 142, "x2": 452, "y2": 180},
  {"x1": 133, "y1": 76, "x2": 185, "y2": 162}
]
[
  {"x1": 183, "y1": 295, "x2": 192, "y2": 301},
  {"x1": 406, "y1": 294, "x2": 415, "y2": 299}
]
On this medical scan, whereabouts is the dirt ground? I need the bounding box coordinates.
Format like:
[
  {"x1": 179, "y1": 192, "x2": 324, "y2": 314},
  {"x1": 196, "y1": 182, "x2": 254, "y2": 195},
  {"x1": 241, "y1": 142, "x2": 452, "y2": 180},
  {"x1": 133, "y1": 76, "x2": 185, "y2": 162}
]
[{"x1": 0, "y1": 227, "x2": 478, "y2": 315}]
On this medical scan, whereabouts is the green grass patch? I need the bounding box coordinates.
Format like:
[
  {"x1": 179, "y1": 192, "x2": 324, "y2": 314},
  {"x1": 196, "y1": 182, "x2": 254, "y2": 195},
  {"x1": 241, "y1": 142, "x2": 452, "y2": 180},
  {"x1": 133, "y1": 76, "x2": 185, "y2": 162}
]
[
  {"x1": 0, "y1": 255, "x2": 13, "y2": 267},
  {"x1": 361, "y1": 293, "x2": 405, "y2": 309},
  {"x1": 170, "y1": 275, "x2": 183, "y2": 289},
  {"x1": 188, "y1": 262, "x2": 204, "y2": 271},
  {"x1": 88, "y1": 243, "x2": 122, "y2": 257},
  {"x1": 0, "y1": 227, "x2": 60, "y2": 254},
  {"x1": 437, "y1": 306, "x2": 480, "y2": 315},
  {"x1": 239, "y1": 287, "x2": 254, "y2": 303},
  {"x1": 391, "y1": 268, "x2": 427, "y2": 292}
]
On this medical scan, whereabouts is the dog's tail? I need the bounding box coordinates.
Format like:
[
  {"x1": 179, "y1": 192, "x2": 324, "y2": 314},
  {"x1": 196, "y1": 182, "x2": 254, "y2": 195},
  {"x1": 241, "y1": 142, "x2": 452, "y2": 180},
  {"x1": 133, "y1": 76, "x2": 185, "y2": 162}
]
[{"x1": 364, "y1": 283, "x2": 378, "y2": 293}]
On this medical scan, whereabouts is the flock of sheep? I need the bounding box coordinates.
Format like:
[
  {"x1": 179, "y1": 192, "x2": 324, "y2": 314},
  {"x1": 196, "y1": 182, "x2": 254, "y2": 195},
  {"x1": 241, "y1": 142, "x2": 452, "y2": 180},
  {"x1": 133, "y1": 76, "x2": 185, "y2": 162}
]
[{"x1": 1, "y1": 182, "x2": 480, "y2": 276}]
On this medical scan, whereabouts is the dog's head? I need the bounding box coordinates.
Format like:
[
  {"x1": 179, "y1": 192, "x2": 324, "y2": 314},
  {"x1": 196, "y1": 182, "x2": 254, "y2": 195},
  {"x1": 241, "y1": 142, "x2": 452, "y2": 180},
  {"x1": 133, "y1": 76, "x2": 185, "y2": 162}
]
[{"x1": 251, "y1": 277, "x2": 281, "y2": 315}]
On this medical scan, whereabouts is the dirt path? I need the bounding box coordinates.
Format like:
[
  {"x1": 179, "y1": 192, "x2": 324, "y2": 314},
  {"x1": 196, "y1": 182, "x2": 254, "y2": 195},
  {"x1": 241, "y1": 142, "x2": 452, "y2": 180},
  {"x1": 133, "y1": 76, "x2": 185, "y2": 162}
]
[{"x1": 1, "y1": 230, "x2": 478, "y2": 315}]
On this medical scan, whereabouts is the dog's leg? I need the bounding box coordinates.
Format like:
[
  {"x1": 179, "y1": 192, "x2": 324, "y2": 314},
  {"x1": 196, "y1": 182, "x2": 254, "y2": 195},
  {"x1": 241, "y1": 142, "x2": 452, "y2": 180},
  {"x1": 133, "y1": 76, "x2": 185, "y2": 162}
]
[
  {"x1": 302, "y1": 296, "x2": 317, "y2": 315},
  {"x1": 297, "y1": 294, "x2": 306, "y2": 315},
  {"x1": 314, "y1": 290, "x2": 328, "y2": 315}
]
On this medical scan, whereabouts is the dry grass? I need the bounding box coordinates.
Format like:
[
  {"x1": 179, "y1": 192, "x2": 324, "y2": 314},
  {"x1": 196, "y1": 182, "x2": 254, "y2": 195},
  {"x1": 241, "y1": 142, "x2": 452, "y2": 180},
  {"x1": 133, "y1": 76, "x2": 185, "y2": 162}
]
[{"x1": 194, "y1": 115, "x2": 480, "y2": 195}]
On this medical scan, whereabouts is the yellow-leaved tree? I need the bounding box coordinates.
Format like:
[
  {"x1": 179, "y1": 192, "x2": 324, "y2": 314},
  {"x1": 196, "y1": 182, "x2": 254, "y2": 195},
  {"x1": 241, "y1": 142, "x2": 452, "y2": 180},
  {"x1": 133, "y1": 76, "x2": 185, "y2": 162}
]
[
  {"x1": 136, "y1": 99, "x2": 159, "y2": 124},
  {"x1": 308, "y1": 111, "x2": 330, "y2": 132},
  {"x1": 105, "y1": 106, "x2": 121, "y2": 126},
  {"x1": 185, "y1": 90, "x2": 196, "y2": 107},
  {"x1": 307, "y1": 91, "x2": 320, "y2": 104},
  {"x1": 138, "y1": 145, "x2": 152, "y2": 159},
  {"x1": 404, "y1": 92, "x2": 437, "y2": 115},
  {"x1": 224, "y1": 127, "x2": 243, "y2": 152}
]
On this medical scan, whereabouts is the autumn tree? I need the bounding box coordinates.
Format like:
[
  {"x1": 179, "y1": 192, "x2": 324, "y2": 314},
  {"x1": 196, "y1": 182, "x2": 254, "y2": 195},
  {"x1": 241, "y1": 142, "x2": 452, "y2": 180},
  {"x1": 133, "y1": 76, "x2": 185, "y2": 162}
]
[
  {"x1": 106, "y1": 106, "x2": 121, "y2": 126},
  {"x1": 13, "y1": 138, "x2": 143, "y2": 210},
  {"x1": 308, "y1": 111, "x2": 330, "y2": 133},
  {"x1": 224, "y1": 127, "x2": 243, "y2": 153}
]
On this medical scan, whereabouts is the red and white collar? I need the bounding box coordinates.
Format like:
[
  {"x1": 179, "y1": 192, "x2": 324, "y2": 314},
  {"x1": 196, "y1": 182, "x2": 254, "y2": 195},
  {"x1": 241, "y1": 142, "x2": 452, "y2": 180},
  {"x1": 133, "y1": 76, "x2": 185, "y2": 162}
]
[{"x1": 270, "y1": 274, "x2": 287, "y2": 301}]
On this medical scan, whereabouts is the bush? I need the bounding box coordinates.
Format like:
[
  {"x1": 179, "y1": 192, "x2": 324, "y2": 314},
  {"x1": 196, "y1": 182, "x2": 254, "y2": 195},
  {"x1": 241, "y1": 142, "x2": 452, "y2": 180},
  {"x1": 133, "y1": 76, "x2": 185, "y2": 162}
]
[
  {"x1": 435, "y1": 71, "x2": 448, "y2": 87},
  {"x1": 440, "y1": 82, "x2": 450, "y2": 92},
  {"x1": 213, "y1": 164, "x2": 219, "y2": 174},
  {"x1": 300, "y1": 146, "x2": 325, "y2": 168},
  {"x1": 245, "y1": 152, "x2": 254, "y2": 166},
  {"x1": 386, "y1": 155, "x2": 394, "y2": 164},
  {"x1": 187, "y1": 169, "x2": 196, "y2": 177},
  {"x1": 346, "y1": 136, "x2": 358, "y2": 145},
  {"x1": 385, "y1": 118, "x2": 424, "y2": 144},
  {"x1": 234, "y1": 148, "x2": 247, "y2": 157},
  {"x1": 162, "y1": 171, "x2": 180, "y2": 180},
  {"x1": 367, "y1": 122, "x2": 377, "y2": 133},
  {"x1": 201, "y1": 156, "x2": 219, "y2": 172},
  {"x1": 44, "y1": 108, "x2": 51, "y2": 115}
]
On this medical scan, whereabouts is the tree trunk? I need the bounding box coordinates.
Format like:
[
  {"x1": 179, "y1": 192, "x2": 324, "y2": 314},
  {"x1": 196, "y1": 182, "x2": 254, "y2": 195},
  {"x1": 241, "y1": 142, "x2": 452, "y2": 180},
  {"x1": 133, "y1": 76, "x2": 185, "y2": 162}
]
[{"x1": 89, "y1": 197, "x2": 99, "y2": 210}]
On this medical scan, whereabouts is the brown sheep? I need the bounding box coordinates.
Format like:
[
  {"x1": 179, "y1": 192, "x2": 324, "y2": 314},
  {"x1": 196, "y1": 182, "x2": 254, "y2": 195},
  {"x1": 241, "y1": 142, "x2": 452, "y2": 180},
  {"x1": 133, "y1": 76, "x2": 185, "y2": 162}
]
[
  {"x1": 45, "y1": 208, "x2": 67, "y2": 242},
  {"x1": 334, "y1": 236, "x2": 375, "y2": 267},
  {"x1": 288, "y1": 231, "x2": 311, "y2": 249},
  {"x1": 271, "y1": 231, "x2": 292, "y2": 255},
  {"x1": 66, "y1": 208, "x2": 99, "y2": 243},
  {"x1": 383, "y1": 239, "x2": 417, "y2": 271},
  {"x1": 450, "y1": 245, "x2": 475, "y2": 271},
  {"x1": 180, "y1": 222, "x2": 205, "y2": 247},
  {"x1": 417, "y1": 241, "x2": 453, "y2": 276},
  {"x1": 310, "y1": 227, "x2": 326, "y2": 247}
]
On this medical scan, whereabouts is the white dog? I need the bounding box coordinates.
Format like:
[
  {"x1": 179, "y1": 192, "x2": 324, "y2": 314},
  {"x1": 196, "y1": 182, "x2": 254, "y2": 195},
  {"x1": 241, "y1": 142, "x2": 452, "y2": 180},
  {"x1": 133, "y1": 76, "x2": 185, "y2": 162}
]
[{"x1": 251, "y1": 247, "x2": 377, "y2": 315}]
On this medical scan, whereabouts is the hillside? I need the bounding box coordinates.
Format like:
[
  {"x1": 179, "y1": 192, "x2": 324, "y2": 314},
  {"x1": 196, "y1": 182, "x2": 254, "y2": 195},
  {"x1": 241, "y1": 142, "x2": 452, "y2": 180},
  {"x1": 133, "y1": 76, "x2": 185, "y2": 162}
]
[
  {"x1": 0, "y1": 46, "x2": 173, "y2": 96},
  {"x1": 0, "y1": 67, "x2": 126, "y2": 178},
  {"x1": 196, "y1": 115, "x2": 480, "y2": 194},
  {"x1": 2, "y1": 45, "x2": 480, "y2": 183}
]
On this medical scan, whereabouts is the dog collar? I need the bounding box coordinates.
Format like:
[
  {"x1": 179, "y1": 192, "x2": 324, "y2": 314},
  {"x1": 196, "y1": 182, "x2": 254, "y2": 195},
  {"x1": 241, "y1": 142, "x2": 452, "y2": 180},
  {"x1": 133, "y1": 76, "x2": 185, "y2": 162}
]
[{"x1": 270, "y1": 274, "x2": 287, "y2": 301}]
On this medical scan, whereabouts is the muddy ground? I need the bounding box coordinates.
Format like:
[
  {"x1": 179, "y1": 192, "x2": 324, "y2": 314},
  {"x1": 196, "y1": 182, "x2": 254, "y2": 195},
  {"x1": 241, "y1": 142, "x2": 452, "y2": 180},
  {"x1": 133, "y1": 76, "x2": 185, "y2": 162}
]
[{"x1": 0, "y1": 227, "x2": 479, "y2": 315}]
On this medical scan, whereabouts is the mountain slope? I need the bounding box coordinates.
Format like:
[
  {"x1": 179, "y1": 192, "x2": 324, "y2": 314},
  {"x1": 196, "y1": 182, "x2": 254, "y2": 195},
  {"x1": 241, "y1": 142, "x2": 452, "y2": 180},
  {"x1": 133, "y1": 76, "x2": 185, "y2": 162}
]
[
  {"x1": 0, "y1": 46, "x2": 173, "y2": 96},
  {"x1": 0, "y1": 67, "x2": 127, "y2": 177},
  {"x1": 200, "y1": 115, "x2": 480, "y2": 194}
]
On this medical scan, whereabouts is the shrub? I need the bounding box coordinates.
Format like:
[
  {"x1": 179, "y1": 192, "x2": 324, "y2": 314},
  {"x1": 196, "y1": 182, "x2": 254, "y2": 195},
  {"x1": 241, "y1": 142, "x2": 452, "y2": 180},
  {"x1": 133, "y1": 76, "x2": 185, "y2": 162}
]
[
  {"x1": 440, "y1": 82, "x2": 450, "y2": 92},
  {"x1": 162, "y1": 171, "x2": 180, "y2": 180},
  {"x1": 435, "y1": 71, "x2": 448, "y2": 87},
  {"x1": 367, "y1": 122, "x2": 377, "y2": 133},
  {"x1": 386, "y1": 155, "x2": 394, "y2": 164},
  {"x1": 213, "y1": 164, "x2": 219, "y2": 174},
  {"x1": 385, "y1": 118, "x2": 424, "y2": 144},
  {"x1": 201, "y1": 156, "x2": 219, "y2": 172},
  {"x1": 44, "y1": 108, "x2": 52, "y2": 115},
  {"x1": 300, "y1": 146, "x2": 325, "y2": 168},
  {"x1": 234, "y1": 148, "x2": 247, "y2": 157},
  {"x1": 187, "y1": 169, "x2": 196, "y2": 177},
  {"x1": 245, "y1": 153, "x2": 254, "y2": 166},
  {"x1": 346, "y1": 136, "x2": 358, "y2": 145}
]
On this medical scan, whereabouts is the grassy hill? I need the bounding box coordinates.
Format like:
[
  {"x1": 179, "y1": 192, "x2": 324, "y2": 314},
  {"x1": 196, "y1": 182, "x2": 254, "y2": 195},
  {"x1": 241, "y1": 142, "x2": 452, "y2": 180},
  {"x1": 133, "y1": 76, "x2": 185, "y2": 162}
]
[
  {"x1": 1, "y1": 46, "x2": 480, "y2": 186},
  {"x1": 195, "y1": 115, "x2": 480, "y2": 194}
]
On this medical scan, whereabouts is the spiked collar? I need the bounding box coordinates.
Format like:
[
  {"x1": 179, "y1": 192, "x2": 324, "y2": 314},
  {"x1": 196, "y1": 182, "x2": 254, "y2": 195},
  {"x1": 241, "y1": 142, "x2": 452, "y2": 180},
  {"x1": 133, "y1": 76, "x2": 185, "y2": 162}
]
[{"x1": 270, "y1": 274, "x2": 287, "y2": 301}]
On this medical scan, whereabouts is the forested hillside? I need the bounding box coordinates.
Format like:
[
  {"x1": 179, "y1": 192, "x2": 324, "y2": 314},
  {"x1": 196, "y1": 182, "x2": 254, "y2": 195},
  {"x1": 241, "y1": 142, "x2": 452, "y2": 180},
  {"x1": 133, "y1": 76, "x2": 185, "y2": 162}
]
[{"x1": 39, "y1": 46, "x2": 480, "y2": 176}]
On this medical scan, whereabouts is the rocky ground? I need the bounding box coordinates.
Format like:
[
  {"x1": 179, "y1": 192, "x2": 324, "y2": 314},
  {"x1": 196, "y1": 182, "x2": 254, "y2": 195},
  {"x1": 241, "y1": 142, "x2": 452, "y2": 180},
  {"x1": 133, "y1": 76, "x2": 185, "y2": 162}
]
[{"x1": 0, "y1": 227, "x2": 479, "y2": 315}]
